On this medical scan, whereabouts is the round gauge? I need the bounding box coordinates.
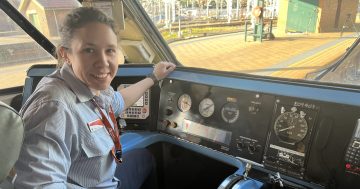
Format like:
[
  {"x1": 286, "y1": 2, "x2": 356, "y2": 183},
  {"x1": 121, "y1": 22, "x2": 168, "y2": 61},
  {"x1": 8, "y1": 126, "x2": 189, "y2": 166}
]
[
  {"x1": 221, "y1": 102, "x2": 240, "y2": 123},
  {"x1": 199, "y1": 98, "x2": 215, "y2": 117},
  {"x1": 178, "y1": 94, "x2": 192, "y2": 112},
  {"x1": 274, "y1": 112, "x2": 308, "y2": 144}
]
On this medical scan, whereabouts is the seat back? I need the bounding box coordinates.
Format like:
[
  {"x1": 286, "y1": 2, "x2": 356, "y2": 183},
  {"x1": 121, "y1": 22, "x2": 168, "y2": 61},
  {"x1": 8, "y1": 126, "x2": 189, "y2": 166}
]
[
  {"x1": 0, "y1": 101, "x2": 24, "y2": 183},
  {"x1": 22, "y1": 64, "x2": 56, "y2": 105}
]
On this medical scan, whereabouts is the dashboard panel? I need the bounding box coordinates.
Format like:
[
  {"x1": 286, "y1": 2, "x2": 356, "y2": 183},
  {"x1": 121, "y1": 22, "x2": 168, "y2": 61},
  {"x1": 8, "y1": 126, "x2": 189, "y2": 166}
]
[
  {"x1": 263, "y1": 97, "x2": 319, "y2": 179},
  {"x1": 21, "y1": 65, "x2": 360, "y2": 188},
  {"x1": 156, "y1": 68, "x2": 360, "y2": 188},
  {"x1": 157, "y1": 79, "x2": 275, "y2": 164}
]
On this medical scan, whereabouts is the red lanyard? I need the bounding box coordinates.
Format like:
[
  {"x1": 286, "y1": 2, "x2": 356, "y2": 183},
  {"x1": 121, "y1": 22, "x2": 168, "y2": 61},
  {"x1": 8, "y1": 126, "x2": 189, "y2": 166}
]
[{"x1": 91, "y1": 99, "x2": 122, "y2": 163}]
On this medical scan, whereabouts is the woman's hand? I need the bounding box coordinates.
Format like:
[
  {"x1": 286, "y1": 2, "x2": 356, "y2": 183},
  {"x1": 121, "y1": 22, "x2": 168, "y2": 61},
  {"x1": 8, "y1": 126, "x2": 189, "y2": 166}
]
[
  {"x1": 120, "y1": 61, "x2": 176, "y2": 109},
  {"x1": 153, "y1": 61, "x2": 176, "y2": 80}
]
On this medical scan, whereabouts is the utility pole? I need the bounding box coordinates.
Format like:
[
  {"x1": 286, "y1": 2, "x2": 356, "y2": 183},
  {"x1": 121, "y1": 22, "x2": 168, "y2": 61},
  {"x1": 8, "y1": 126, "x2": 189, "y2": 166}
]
[
  {"x1": 172, "y1": 0, "x2": 176, "y2": 22},
  {"x1": 152, "y1": 0, "x2": 155, "y2": 22},
  {"x1": 236, "y1": 0, "x2": 239, "y2": 19},
  {"x1": 178, "y1": 1, "x2": 182, "y2": 37},
  {"x1": 165, "y1": 0, "x2": 169, "y2": 27},
  {"x1": 216, "y1": 0, "x2": 219, "y2": 19},
  {"x1": 220, "y1": 0, "x2": 223, "y2": 18},
  {"x1": 227, "y1": 0, "x2": 232, "y2": 23},
  {"x1": 206, "y1": 0, "x2": 210, "y2": 18},
  {"x1": 158, "y1": 0, "x2": 161, "y2": 23}
]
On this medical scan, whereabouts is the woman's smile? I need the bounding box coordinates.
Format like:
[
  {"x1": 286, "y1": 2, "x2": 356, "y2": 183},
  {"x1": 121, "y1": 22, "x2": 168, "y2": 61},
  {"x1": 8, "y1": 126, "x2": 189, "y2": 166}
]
[
  {"x1": 65, "y1": 22, "x2": 120, "y2": 90},
  {"x1": 92, "y1": 73, "x2": 110, "y2": 79}
]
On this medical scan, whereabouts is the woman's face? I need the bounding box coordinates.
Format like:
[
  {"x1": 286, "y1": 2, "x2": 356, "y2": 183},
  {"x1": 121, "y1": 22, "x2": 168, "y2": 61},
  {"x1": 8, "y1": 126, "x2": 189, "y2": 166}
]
[{"x1": 65, "y1": 22, "x2": 124, "y2": 91}]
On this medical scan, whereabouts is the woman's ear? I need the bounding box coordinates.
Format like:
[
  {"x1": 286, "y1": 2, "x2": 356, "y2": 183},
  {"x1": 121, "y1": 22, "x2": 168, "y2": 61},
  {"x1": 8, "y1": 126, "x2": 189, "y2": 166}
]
[{"x1": 59, "y1": 47, "x2": 71, "y2": 65}]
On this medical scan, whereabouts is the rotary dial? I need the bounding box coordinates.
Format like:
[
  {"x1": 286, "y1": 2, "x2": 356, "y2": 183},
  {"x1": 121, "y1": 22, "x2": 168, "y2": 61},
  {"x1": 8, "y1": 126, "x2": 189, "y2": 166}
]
[
  {"x1": 178, "y1": 94, "x2": 192, "y2": 112},
  {"x1": 199, "y1": 98, "x2": 215, "y2": 117}
]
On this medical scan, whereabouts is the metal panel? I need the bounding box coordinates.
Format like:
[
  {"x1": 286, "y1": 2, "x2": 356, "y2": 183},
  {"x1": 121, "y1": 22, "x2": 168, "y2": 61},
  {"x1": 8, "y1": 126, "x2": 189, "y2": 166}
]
[{"x1": 286, "y1": 0, "x2": 319, "y2": 33}]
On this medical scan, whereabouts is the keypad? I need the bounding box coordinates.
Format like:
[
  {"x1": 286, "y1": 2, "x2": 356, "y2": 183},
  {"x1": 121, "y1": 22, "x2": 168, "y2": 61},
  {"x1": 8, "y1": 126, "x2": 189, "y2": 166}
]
[
  {"x1": 120, "y1": 90, "x2": 150, "y2": 119},
  {"x1": 345, "y1": 139, "x2": 360, "y2": 165}
]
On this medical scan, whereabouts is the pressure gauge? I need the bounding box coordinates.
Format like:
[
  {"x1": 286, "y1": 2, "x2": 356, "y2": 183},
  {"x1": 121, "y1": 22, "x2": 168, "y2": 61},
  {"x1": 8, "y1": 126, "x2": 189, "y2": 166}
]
[
  {"x1": 178, "y1": 94, "x2": 192, "y2": 112},
  {"x1": 199, "y1": 98, "x2": 215, "y2": 117},
  {"x1": 274, "y1": 111, "x2": 308, "y2": 144},
  {"x1": 221, "y1": 102, "x2": 240, "y2": 123}
]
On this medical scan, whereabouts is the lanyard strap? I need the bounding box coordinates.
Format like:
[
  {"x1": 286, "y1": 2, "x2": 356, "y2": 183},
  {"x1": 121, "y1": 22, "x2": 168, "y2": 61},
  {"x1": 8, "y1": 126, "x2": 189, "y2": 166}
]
[{"x1": 91, "y1": 99, "x2": 122, "y2": 163}]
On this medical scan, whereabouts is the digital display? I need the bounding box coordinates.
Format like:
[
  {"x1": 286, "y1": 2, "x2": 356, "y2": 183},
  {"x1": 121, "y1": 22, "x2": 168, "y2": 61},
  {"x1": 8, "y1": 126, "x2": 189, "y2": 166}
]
[
  {"x1": 182, "y1": 119, "x2": 232, "y2": 145},
  {"x1": 118, "y1": 84, "x2": 144, "y2": 107},
  {"x1": 133, "y1": 96, "x2": 144, "y2": 107}
]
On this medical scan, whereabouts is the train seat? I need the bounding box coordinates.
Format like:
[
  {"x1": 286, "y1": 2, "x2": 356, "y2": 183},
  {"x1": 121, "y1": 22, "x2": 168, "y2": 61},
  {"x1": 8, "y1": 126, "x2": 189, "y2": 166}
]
[{"x1": 0, "y1": 101, "x2": 24, "y2": 185}]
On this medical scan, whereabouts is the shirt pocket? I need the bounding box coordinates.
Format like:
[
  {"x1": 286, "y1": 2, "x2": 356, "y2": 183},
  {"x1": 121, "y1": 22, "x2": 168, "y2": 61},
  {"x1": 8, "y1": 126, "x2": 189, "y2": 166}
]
[{"x1": 80, "y1": 126, "x2": 114, "y2": 158}]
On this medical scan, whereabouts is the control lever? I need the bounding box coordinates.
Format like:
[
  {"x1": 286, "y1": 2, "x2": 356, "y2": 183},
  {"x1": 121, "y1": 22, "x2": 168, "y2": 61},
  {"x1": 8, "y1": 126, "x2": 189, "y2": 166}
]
[
  {"x1": 269, "y1": 172, "x2": 284, "y2": 187},
  {"x1": 243, "y1": 163, "x2": 252, "y2": 178},
  {"x1": 118, "y1": 118, "x2": 127, "y2": 135},
  {"x1": 267, "y1": 172, "x2": 307, "y2": 189}
]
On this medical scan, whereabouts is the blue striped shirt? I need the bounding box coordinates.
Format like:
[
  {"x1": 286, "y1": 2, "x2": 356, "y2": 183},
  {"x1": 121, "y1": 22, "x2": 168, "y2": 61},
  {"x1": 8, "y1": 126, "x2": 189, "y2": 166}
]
[{"x1": 14, "y1": 63, "x2": 125, "y2": 188}]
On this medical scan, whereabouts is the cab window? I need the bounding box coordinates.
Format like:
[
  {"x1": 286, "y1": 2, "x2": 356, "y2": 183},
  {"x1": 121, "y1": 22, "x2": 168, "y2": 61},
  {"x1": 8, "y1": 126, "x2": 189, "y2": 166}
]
[
  {"x1": 138, "y1": 0, "x2": 360, "y2": 87},
  {"x1": 0, "y1": 1, "x2": 57, "y2": 90}
]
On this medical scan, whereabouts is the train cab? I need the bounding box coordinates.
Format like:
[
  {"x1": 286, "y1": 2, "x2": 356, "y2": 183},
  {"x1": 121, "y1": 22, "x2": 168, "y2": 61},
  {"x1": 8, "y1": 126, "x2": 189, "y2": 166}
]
[{"x1": 1, "y1": 0, "x2": 360, "y2": 188}]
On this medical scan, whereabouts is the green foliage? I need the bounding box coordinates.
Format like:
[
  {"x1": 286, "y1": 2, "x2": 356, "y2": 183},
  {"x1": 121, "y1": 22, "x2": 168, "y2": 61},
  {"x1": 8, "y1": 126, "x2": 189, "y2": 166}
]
[{"x1": 161, "y1": 26, "x2": 240, "y2": 41}]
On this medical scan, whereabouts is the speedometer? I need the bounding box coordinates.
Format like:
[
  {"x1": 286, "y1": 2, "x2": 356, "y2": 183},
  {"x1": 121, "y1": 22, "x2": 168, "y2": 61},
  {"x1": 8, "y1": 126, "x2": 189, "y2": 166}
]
[
  {"x1": 221, "y1": 102, "x2": 239, "y2": 123},
  {"x1": 274, "y1": 112, "x2": 308, "y2": 144}
]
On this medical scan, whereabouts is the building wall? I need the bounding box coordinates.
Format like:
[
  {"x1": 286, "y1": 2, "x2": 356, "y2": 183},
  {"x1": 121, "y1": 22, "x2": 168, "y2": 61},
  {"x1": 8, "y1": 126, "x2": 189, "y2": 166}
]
[
  {"x1": 275, "y1": 0, "x2": 288, "y2": 36},
  {"x1": 0, "y1": 0, "x2": 22, "y2": 32},
  {"x1": 45, "y1": 10, "x2": 57, "y2": 37},
  {"x1": 338, "y1": 0, "x2": 358, "y2": 29},
  {"x1": 319, "y1": 0, "x2": 358, "y2": 32},
  {"x1": 45, "y1": 9, "x2": 71, "y2": 37},
  {"x1": 0, "y1": 13, "x2": 16, "y2": 32},
  {"x1": 26, "y1": 1, "x2": 50, "y2": 37},
  {"x1": 276, "y1": 0, "x2": 358, "y2": 34}
]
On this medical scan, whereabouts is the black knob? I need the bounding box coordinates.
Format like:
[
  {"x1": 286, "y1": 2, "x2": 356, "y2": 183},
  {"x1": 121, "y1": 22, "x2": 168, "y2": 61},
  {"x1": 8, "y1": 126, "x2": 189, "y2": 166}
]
[
  {"x1": 169, "y1": 122, "x2": 177, "y2": 128},
  {"x1": 237, "y1": 141, "x2": 246, "y2": 148},
  {"x1": 162, "y1": 120, "x2": 171, "y2": 127},
  {"x1": 165, "y1": 108, "x2": 173, "y2": 116},
  {"x1": 248, "y1": 144, "x2": 256, "y2": 153},
  {"x1": 248, "y1": 104, "x2": 260, "y2": 113}
]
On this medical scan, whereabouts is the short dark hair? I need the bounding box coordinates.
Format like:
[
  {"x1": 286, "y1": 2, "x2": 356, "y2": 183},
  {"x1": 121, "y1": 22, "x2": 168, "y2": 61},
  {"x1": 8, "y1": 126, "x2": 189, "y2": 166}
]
[{"x1": 56, "y1": 7, "x2": 116, "y2": 67}]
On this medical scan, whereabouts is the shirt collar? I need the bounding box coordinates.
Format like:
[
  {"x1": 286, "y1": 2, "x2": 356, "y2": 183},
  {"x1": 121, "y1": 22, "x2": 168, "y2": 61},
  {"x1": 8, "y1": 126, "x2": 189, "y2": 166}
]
[{"x1": 60, "y1": 63, "x2": 94, "y2": 103}]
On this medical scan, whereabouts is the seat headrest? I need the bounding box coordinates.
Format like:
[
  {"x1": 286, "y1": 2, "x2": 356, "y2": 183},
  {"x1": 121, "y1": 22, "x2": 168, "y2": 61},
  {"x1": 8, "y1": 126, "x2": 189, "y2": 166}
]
[{"x1": 0, "y1": 101, "x2": 24, "y2": 182}]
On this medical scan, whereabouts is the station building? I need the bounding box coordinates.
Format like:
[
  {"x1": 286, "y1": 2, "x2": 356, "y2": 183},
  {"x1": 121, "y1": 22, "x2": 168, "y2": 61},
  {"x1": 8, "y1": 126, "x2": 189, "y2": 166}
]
[{"x1": 276, "y1": 0, "x2": 359, "y2": 35}]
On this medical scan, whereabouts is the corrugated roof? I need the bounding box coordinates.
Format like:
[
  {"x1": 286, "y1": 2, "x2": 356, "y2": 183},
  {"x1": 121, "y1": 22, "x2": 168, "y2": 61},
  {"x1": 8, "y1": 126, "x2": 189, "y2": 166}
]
[{"x1": 36, "y1": 0, "x2": 81, "y2": 9}]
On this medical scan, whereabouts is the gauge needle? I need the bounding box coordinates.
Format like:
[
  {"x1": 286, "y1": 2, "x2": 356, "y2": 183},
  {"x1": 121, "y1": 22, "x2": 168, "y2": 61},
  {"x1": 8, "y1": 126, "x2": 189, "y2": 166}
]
[
  {"x1": 279, "y1": 125, "x2": 295, "y2": 132},
  {"x1": 204, "y1": 104, "x2": 214, "y2": 111}
]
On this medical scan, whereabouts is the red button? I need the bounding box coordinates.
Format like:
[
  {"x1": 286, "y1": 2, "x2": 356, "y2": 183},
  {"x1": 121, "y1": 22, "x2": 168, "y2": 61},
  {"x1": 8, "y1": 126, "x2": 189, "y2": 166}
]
[{"x1": 346, "y1": 163, "x2": 351, "y2": 169}]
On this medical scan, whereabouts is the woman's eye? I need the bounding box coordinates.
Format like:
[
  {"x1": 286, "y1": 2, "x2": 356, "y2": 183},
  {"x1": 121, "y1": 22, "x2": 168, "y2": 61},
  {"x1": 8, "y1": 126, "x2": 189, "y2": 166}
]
[
  {"x1": 107, "y1": 49, "x2": 116, "y2": 54},
  {"x1": 84, "y1": 48, "x2": 94, "y2": 53}
]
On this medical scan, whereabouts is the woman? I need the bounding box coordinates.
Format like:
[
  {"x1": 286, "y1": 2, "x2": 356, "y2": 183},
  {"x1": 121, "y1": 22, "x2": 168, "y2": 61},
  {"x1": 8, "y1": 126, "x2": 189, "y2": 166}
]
[{"x1": 14, "y1": 7, "x2": 175, "y2": 188}]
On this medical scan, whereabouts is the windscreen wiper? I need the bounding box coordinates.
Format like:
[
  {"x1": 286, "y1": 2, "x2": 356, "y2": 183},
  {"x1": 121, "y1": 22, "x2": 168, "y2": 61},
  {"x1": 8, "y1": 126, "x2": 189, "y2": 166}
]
[{"x1": 313, "y1": 36, "x2": 360, "y2": 80}]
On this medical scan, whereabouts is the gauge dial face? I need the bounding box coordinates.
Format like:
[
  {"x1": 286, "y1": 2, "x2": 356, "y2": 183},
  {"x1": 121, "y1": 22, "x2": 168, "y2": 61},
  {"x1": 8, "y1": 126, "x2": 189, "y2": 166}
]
[
  {"x1": 221, "y1": 102, "x2": 240, "y2": 123},
  {"x1": 178, "y1": 94, "x2": 192, "y2": 112},
  {"x1": 199, "y1": 98, "x2": 215, "y2": 117},
  {"x1": 274, "y1": 112, "x2": 308, "y2": 144}
]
